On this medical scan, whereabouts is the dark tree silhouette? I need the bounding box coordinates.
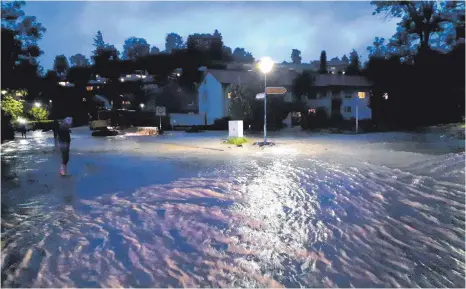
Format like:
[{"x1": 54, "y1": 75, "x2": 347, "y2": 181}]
[{"x1": 319, "y1": 50, "x2": 327, "y2": 74}]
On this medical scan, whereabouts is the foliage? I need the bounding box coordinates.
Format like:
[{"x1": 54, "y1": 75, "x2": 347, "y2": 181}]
[
  {"x1": 292, "y1": 70, "x2": 316, "y2": 102},
  {"x1": 122, "y1": 37, "x2": 150, "y2": 60},
  {"x1": 150, "y1": 46, "x2": 160, "y2": 54},
  {"x1": 53, "y1": 54, "x2": 69, "y2": 75},
  {"x1": 301, "y1": 107, "x2": 329, "y2": 129},
  {"x1": 371, "y1": 1, "x2": 465, "y2": 52},
  {"x1": 1, "y1": 1, "x2": 44, "y2": 93},
  {"x1": 92, "y1": 31, "x2": 106, "y2": 55},
  {"x1": 291, "y1": 49, "x2": 302, "y2": 64},
  {"x1": 225, "y1": 137, "x2": 248, "y2": 145},
  {"x1": 69, "y1": 53, "x2": 90, "y2": 67},
  {"x1": 165, "y1": 33, "x2": 185, "y2": 53},
  {"x1": 319, "y1": 50, "x2": 327, "y2": 74},
  {"x1": 346, "y1": 49, "x2": 361, "y2": 75},
  {"x1": 1, "y1": 95, "x2": 24, "y2": 120},
  {"x1": 228, "y1": 81, "x2": 256, "y2": 121},
  {"x1": 232, "y1": 47, "x2": 255, "y2": 63},
  {"x1": 28, "y1": 106, "x2": 48, "y2": 120}
]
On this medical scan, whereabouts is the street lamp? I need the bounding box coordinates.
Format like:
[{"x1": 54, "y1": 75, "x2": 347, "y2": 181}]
[
  {"x1": 140, "y1": 103, "x2": 145, "y2": 109},
  {"x1": 1, "y1": 90, "x2": 7, "y2": 95},
  {"x1": 258, "y1": 57, "x2": 274, "y2": 146},
  {"x1": 34, "y1": 102, "x2": 41, "y2": 108}
]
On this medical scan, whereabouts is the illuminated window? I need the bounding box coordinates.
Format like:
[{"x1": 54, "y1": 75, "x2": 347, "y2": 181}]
[
  {"x1": 86, "y1": 86, "x2": 93, "y2": 91},
  {"x1": 228, "y1": 92, "x2": 232, "y2": 99},
  {"x1": 344, "y1": 106, "x2": 351, "y2": 113},
  {"x1": 308, "y1": 108, "x2": 316, "y2": 114},
  {"x1": 358, "y1": 92, "x2": 366, "y2": 99}
]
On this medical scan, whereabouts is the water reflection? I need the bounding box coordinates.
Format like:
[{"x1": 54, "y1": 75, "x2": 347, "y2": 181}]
[{"x1": 1, "y1": 132, "x2": 465, "y2": 287}]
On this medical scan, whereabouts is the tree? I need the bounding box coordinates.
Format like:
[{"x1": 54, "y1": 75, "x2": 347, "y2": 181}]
[
  {"x1": 341, "y1": 54, "x2": 349, "y2": 63},
  {"x1": 69, "y1": 53, "x2": 90, "y2": 67},
  {"x1": 232, "y1": 47, "x2": 255, "y2": 63},
  {"x1": 228, "y1": 81, "x2": 256, "y2": 121},
  {"x1": 291, "y1": 49, "x2": 302, "y2": 64},
  {"x1": 292, "y1": 70, "x2": 316, "y2": 102},
  {"x1": 371, "y1": 1, "x2": 464, "y2": 52},
  {"x1": 28, "y1": 106, "x2": 48, "y2": 120},
  {"x1": 346, "y1": 49, "x2": 360, "y2": 75},
  {"x1": 122, "y1": 37, "x2": 150, "y2": 60},
  {"x1": 53, "y1": 55, "x2": 69, "y2": 75},
  {"x1": 92, "y1": 30, "x2": 106, "y2": 55},
  {"x1": 1, "y1": 2, "x2": 45, "y2": 91},
  {"x1": 150, "y1": 46, "x2": 160, "y2": 54},
  {"x1": 319, "y1": 50, "x2": 327, "y2": 74},
  {"x1": 165, "y1": 33, "x2": 185, "y2": 53},
  {"x1": 1, "y1": 94, "x2": 24, "y2": 120}
]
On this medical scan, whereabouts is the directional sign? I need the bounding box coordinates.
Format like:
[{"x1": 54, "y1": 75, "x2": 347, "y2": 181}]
[
  {"x1": 266, "y1": 87, "x2": 287, "y2": 95},
  {"x1": 155, "y1": 106, "x2": 166, "y2": 116},
  {"x1": 255, "y1": 93, "x2": 265, "y2": 99}
]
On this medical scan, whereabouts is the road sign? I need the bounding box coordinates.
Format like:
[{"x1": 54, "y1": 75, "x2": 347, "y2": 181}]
[
  {"x1": 155, "y1": 106, "x2": 166, "y2": 116},
  {"x1": 266, "y1": 87, "x2": 287, "y2": 95},
  {"x1": 255, "y1": 93, "x2": 265, "y2": 99}
]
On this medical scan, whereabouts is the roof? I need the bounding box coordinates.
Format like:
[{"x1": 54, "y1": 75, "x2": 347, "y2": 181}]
[
  {"x1": 206, "y1": 69, "x2": 371, "y2": 88},
  {"x1": 208, "y1": 69, "x2": 258, "y2": 85},
  {"x1": 314, "y1": 74, "x2": 372, "y2": 87}
]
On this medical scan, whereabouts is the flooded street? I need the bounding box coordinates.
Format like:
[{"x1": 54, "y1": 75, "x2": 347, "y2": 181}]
[{"x1": 1, "y1": 129, "x2": 465, "y2": 288}]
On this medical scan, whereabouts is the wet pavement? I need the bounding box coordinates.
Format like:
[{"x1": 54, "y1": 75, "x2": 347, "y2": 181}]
[{"x1": 1, "y1": 128, "x2": 465, "y2": 287}]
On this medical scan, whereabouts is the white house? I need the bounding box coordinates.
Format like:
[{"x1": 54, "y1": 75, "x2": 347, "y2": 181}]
[{"x1": 307, "y1": 75, "x2": 372, "y2": 120}]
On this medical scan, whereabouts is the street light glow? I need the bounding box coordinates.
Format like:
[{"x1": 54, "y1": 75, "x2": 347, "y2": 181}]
[
  {"x1": 1, "y1": 90, "x2": 7, "y2": 95},
  {"x1": 17, "y1": 117, "x2": 26, "y2": 124},
  {"x1": 258, "y1": 57, "x2": 274, "y2": 74},
  {"x1": 34, "y1": 102, "x2": 41, "y2": 107},
  {"x1": 140, "y1": 103, "x2": 145, "y2": 108}
]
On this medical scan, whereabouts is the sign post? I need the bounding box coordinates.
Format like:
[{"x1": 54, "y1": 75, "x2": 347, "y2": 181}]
[
  {"x1": 155, "y1": 106, "x2": 166, "y2": 131},
  {"x1": 265, "y1": 87, "x2": 287, "y2": 95}
]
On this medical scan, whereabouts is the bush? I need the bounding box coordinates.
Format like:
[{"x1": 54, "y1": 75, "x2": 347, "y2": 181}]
[
  {"x1": 28, "y1": 106, "x2": 49, "y2": 121},
  {"x1": 225, "y1": 137, "x2": 248, "y2": 145},
  {"x1": 212, "y1": 117, "x2": 230, "y2": 130}
]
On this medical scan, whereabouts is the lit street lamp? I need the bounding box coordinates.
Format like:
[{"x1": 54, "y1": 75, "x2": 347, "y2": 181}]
[
  {"x1": 140, "y1": 103, "x2": 145, "y2": 109},
  {"x1": 1, "y1": 90, "x2": 7, "y2": 95},
  {"x1": 258, "y1": 57, "x2": 274, "y2": 146},
  {"x1": 34, "y1": 102, "x2": 41, "y2": 108}
]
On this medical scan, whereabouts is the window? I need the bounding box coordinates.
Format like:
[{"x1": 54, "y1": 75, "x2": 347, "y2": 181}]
[
  {"x1": 344, "y1": 106, "x2": 351, "y2": 113},
  {"x1": 358, "y1": 91, "x2": 366, "y2": 99}
]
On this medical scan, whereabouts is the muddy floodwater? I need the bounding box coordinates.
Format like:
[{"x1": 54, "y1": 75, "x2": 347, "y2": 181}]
[{"x1": 1, "y1": 129, "x2": 465, "y2": 288}]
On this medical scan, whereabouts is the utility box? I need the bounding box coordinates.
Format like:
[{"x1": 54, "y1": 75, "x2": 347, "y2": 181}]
[{"x1": 228, "y1": 120, "x2": 243, "y2": 138}]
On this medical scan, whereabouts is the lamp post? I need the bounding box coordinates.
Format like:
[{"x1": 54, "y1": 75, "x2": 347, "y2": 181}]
[{"x1": 258, "y1": 57, "x2": 274, "y2": 145}]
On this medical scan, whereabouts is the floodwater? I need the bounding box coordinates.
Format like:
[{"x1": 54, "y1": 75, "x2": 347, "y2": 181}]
[{"x1": 1, "y1": 129, "x2": 465, "y2": 288}]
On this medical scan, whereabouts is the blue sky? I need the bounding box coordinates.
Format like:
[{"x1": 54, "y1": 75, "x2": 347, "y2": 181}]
[{"x1": 23, "y1": 1, "x2": 399, "y2": 69}]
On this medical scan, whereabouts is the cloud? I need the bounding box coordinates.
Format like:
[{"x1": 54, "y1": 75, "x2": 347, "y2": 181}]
[{"x1": 25, "y1": 1, "x2": 399, "y2": 68}]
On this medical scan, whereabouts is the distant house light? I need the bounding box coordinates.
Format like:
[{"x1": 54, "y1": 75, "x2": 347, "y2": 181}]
[
  {"x1": 383, "y1": 93, "x2": 388, "y2": 100},
  {"x1": 126, "y1": 74, "x2": 131, "y2": 78},
  {"x1": 176, "y1": 73, "x2": 181, "y2": 77},
  {"x1": 86, "y1": 86, "x2": 93, "y2": 91},
  {"x1": 120, "y1": 78, "x2": 125, "y2": 82},
  {"x1": 358, "y1": 92, "x2": 366, "y2": 99},
  {"x1": 96, "y1": 74, "x2": 100, "y2": 78},
  {"x1": 58, "y1": 81, "x2": 67, "y2": 86},
  {"x1": 342, "y1": 71, "x2": 346, "y2": 75},
  {"x1": 82, "y1": 98, "x2": 86, "y2": 102},
  {"x1": 228, "y1": 92, "x2": 232, "y2": 99}
]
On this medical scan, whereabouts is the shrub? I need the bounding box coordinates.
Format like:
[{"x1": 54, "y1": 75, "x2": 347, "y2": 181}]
[
  {"x1": 28, "y1": 106, "x2": 49, "y2": 121},
  {"x1": 225, "y1": 137, "x2": 248, "y2": 145}
]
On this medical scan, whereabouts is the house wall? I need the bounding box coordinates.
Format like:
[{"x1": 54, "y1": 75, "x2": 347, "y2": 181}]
[
  {"x1": 197, "y1": 73, "x2": 228, "y2": 125},
  {"x1": 307, "y1": 88, "x2": 371, "y2": 120}
]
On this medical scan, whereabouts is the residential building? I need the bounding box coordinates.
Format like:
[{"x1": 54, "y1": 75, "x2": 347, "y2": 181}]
[{"x1": 307, "y1": 74, "x2": 372, "y2": 120}]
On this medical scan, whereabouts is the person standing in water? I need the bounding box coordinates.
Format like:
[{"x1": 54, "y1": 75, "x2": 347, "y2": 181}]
[{"x1": 57, "y1": 117, "x2": 72, "y2": 176}]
